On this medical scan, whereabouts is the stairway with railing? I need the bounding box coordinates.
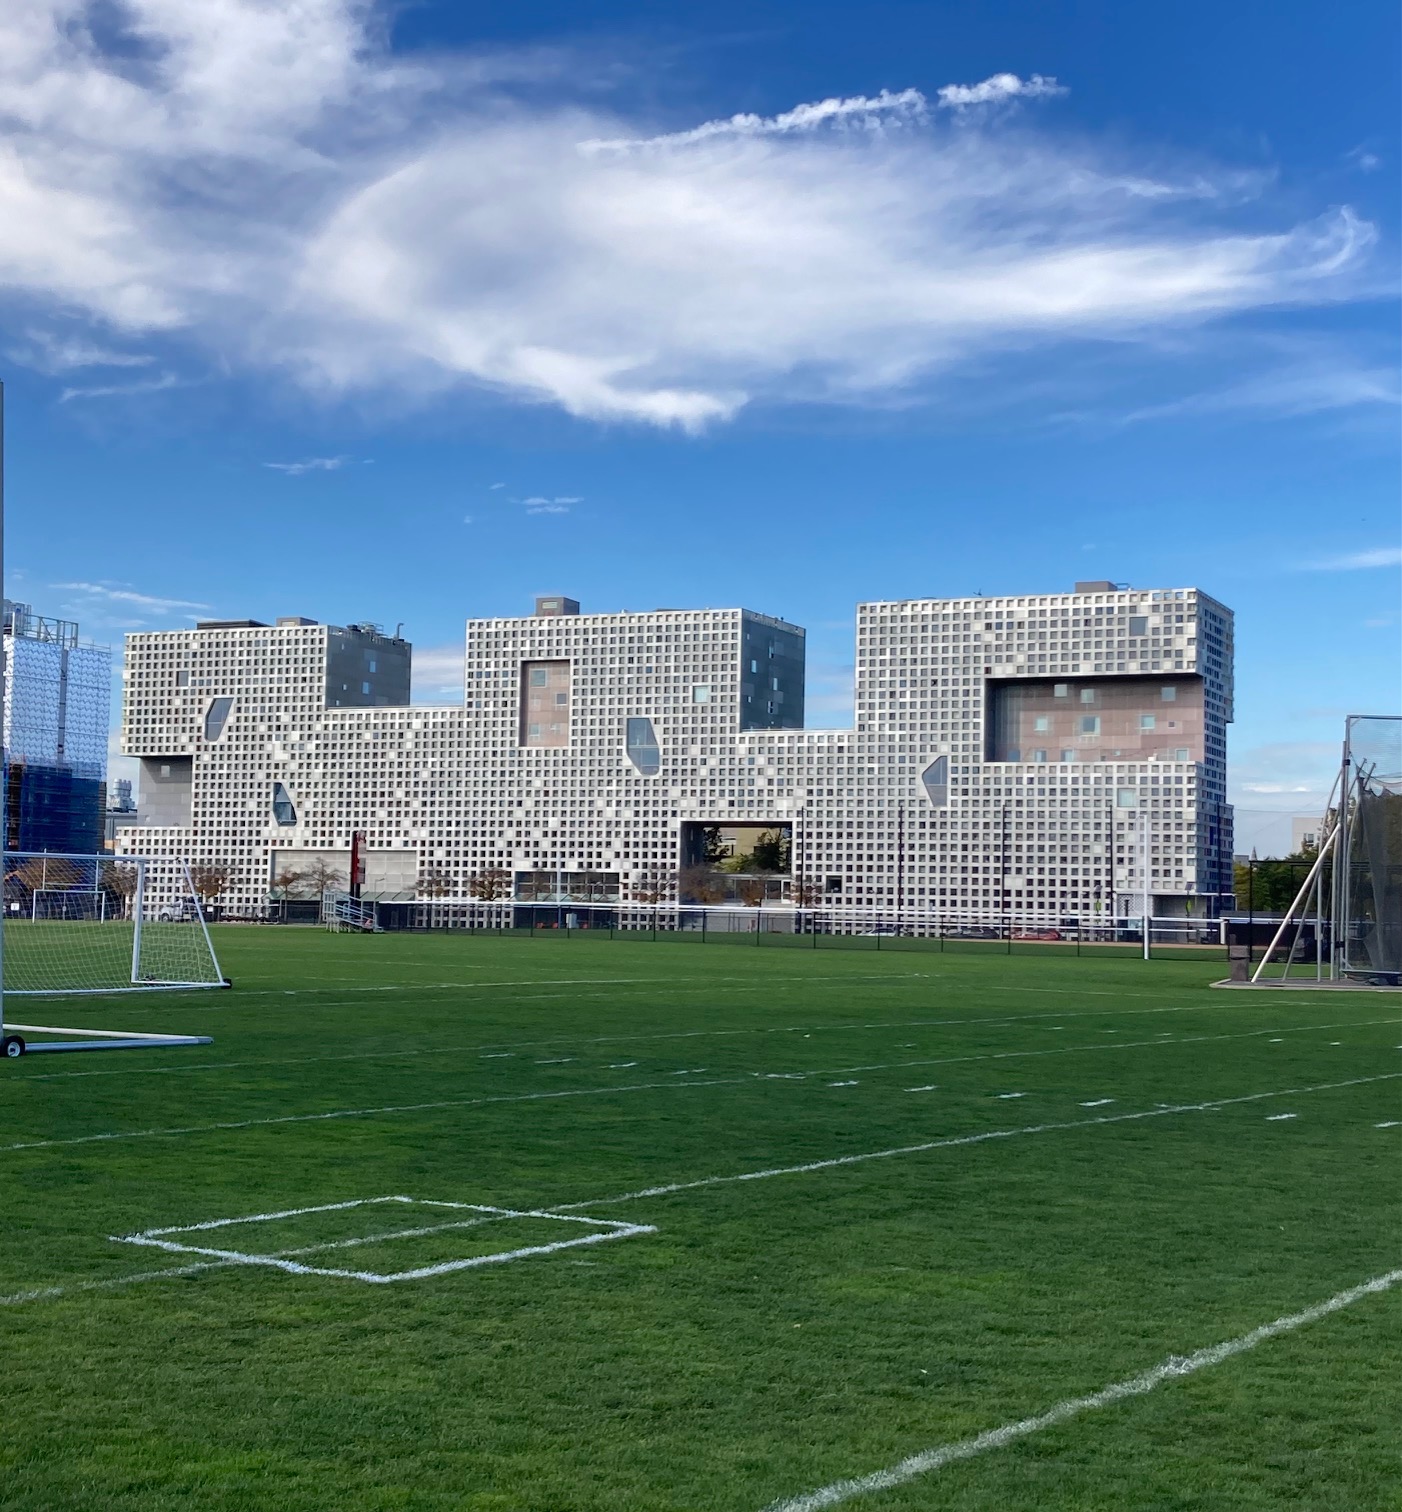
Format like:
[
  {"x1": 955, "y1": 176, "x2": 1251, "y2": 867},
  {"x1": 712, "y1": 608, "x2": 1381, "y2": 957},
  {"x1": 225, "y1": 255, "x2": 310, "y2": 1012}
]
[{"x1": 321, "y1": 891, "x2": 382, "y2": 933}]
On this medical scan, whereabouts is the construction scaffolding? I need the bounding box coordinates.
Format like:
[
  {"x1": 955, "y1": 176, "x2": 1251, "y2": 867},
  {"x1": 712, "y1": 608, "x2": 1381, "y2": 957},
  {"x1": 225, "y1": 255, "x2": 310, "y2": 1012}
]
[{"x1": 3, "y1": 601, "x2": 111, "y2": 855}]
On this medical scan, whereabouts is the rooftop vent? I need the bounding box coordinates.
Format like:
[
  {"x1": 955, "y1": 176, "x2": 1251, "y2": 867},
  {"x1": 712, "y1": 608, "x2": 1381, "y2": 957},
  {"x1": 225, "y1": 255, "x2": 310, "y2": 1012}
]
[
  {"x1": 534, "y1": 596, "x2": 580, "y2": 617},
  {"x1": 1073, "y1": 581, "x2": 1122, "y2": 593}
]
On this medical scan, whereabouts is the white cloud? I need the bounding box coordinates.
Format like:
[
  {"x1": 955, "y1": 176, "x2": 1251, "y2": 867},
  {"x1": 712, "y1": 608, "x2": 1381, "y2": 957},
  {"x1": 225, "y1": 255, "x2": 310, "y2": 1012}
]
[
  {"x1": 58, "y1": 372, "x2": 180, "y2": 402},
  {"x1": 462, "y1": 513, "x2": 474, "y2": 525},
  {"x1": 521, "y1": 494, "x2": 580, "y2": 513},
  {"x1": 9, "y1": 327, "x2": 153, "y2": 373},
  {"x1": 1305, "y1": 546, "x2": 1402, "y2": 571},
  {"x1": 936, "y1": 73, "x2": 1065, "y2": 109},
  {"x1": 0, "y1": 3, "x2": 1379, "y2": 429},
  {"x1": 52, "y1": 581, "x2": 211, "y2": 613},
  {"x1": 410, "y1": 644, "x2": 465, "y2": 703},
  {"x1": 264, "y1": 456, "x2": 351, "y2": 475},
  {"x1": 1122, "y1": 361, "x2": 1400, "y2": 424},
  {"x1": 580, "y1": 88, "x2": 929, "y2": 152}
]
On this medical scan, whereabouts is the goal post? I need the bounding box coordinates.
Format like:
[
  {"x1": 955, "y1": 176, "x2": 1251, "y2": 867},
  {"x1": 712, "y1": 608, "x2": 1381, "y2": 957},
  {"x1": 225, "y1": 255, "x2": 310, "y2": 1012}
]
[{"x1": 1, "y1": 852, "x2": 225, "y2": 1058}]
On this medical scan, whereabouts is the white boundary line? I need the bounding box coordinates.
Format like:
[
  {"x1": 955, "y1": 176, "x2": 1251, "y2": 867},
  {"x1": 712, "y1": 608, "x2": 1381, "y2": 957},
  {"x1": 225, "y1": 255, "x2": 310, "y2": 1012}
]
[
  {"x1": 112, "y1": 1195, "x2": 655, "y2": 1283},
  {"x1": 759, "y1": 1265, "x2": 1402, "y2": 1511},
  {"x1": 3, "y1": 1021, "x2": 1395, "y2": 1156},
  {"x1": 9, "y1": 1001, "x2": 1219, "y2": 1082},
  {"x1": 552, "y1": 1072, "x2": 1402, "y2": 1210},
  {"x1": 6, "y1": 1014, "x2": 1389, "y2": 1154},
  {"x1": 3, "y1": 1071, "x2": 1395, "y2": 1306}
]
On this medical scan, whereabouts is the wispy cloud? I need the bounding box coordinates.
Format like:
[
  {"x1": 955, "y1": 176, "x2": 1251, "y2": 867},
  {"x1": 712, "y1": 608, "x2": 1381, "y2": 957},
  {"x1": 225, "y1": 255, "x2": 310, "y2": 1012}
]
[
  {"x1": 52, "y1": 581, "x2": 211, "y2": 615},
  {"x1": 936, "y1": 73, "x2": 1065, "y2": 109},
  {"x1": 263, "y1": 456, "x2": 352, "y2": 475},
  {"x1": 1123, "y1": 362, "x2": 1400, "y2": 425},
  {"x1": 410, "y1": 644, "x2": 465, "y2": 703},
  {"x1": 581, "y1": 88, "x2": 929, "y2": 153},
  {"x1": 1304, "y1": 546, "x2": 1402, "y2": 571},
  {"x1": 58, "y1": 373, "x2": 180, "y2": 402},
  {"x1": 10, "y1": 328, "x2": 153, "y2": 374},
  {"x1": 0, "y1": 4, "x2": 1380, "y2": 429},
  {"x1": 521, "y1": 494, "x2": 580, "y2": 515}
]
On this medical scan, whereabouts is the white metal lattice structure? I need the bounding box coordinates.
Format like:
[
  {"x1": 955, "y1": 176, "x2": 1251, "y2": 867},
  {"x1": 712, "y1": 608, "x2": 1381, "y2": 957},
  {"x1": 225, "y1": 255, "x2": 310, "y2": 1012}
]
[{"x1": 116, "y1": 586, "x2": 1233, "y2": 928}]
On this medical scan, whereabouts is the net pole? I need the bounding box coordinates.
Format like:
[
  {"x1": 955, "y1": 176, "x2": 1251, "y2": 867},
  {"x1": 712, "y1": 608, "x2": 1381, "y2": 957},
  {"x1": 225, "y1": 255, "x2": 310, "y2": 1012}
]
[
  {"x1": 130, "y1": 856, "x2": 146, "y2": 985},
  {"x1": 0, "y1": 379, "x2": 6, "y2": 1044},
  {"x1": 188, "y1": 861, "x2": 227, "y2": 986}
]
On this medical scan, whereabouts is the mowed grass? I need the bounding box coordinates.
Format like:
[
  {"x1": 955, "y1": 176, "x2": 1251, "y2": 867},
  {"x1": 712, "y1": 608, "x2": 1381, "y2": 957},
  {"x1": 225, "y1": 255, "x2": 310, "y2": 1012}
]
[{"x1": 1, "y1": 929, "x2": 1399, "y2": 1512}]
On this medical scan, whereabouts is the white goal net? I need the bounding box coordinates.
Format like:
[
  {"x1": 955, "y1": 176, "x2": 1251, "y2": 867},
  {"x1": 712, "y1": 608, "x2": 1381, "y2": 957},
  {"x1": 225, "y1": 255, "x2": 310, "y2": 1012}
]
[{"x1": 3, "y1": 853, "x2": 226, "y2": 995}]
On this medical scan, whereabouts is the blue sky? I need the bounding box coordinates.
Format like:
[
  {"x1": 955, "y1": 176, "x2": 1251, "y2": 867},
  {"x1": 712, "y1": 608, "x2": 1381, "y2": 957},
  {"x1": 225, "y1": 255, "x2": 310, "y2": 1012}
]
[{"x1": 2, "y1": 0, "x2": 1397, "y2": 852}]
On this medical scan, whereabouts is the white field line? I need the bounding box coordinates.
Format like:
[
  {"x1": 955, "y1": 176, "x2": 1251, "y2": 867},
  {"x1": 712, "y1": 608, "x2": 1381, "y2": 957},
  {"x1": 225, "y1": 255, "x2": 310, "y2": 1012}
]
[
  {"x1": 761, "y1": 1265, "x2": 1402, "y2": 1512},
  {"x1": 553, "y1": 1073, "x2": 1402, "y2": 1211},
  {"x1": 805, "y1": 1016, "x2": 1398, "y2": 1078},
  {"x1": 19, "y1": 991, "x2": 1371, "y2": 1084},
  {"x1": 115, "y1": 1197, "x2": 655, "y2": 1283},
  {"x1": 3, "y1": 1072, "x2": 1395, "y2": 1308},
  {"x1": 0, "y1": 1075, "x2": 753, "y2": 1154},
  {"x1": 3, "y1": 1018, "x2": 1390, "y2": 1155}
]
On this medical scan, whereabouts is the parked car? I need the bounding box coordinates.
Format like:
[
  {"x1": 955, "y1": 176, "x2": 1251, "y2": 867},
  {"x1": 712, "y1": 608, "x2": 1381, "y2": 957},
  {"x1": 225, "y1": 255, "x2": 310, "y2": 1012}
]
[{"x1": 157, "y1": 902, "x2": 200, "y2": 923}]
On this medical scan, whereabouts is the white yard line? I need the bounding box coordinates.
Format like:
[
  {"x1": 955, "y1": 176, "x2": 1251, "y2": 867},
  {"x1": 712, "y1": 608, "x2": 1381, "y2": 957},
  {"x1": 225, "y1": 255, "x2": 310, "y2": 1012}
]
[
  {"x1": 0, "y1": 1076, "x2": 753, "y2": 1154},
  {"x1": 3, "y1": 1072, "x2": 1395, "y2": 1308},
  {"x1": 4, "y1": 1020, "x2": 1390, "y2": 1155},
  {"x1": 759, "y1": 1265, "x2": 1402, "y2": 1512},
  {"x1": 14, "y1": 997, "x2": 1337, "y2": 1084},
  {"x1": 805, "y1": 1016, "x2": 1396, "y2": 1078},
  {"x1": 553, "y1": 1073, "x2": 1402, "y2": 1211}
]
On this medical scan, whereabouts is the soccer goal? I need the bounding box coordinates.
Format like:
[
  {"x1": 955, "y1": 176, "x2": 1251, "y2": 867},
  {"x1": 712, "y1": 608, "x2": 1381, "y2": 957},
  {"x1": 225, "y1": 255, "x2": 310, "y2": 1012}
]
[{"x1": 1, "y1": 852, "x2": 226, "y2": 1058}]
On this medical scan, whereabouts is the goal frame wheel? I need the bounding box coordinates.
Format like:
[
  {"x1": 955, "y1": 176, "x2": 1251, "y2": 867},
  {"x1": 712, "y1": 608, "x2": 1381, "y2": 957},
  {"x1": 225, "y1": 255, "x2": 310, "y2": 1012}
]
[{"x1": 2, "y1": 1035, "x2": 26, "y2": 1059}]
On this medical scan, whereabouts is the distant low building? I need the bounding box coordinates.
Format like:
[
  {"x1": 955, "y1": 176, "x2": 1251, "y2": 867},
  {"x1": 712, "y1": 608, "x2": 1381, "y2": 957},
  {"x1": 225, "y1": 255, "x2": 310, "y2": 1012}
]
[
  {"x1": 3, "y1": 601, "x2": 111, "y2": 855},
  {"x1": 1291, "y1": 816, "x2": 1321, "y2": 854}
]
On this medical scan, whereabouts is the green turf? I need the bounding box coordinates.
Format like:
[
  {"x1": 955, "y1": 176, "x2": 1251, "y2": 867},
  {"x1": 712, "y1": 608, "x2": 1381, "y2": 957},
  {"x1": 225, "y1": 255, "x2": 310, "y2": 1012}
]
[{"x1": 1, "y1": 930, "x2": 1399, "y2": 1512}]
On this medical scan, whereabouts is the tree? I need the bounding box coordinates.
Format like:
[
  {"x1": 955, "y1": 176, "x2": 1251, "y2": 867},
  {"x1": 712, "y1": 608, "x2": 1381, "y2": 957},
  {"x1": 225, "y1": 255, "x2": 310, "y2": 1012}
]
[
  {"x1": 467, "y1": 867, "x2": 511, "y2": 901},
  {"x1": 271, "y1": 865, "x2": 308, "y2": 899},
  {"x1": 1232, "y1": 849, "x2": 1322, "y2": 915},
  {"x1": 736, "y1": 878, "x2": 765, "y2": 908},
  {"x1": 106, "y1": 862, "x2": 140, "y2": 919},
  {"x1": 630, "y1": 865, "x2": 676, "y2": 905},
  {"x1": 750, "y1": 828, "x2": 791, "y2": 873},
  {"x1": 698, "y1": 825, "x2": 728, "y2": 864},
  {"x1": 299, "y1": 856, "x2": 346, "y2": 896},
  {"x1": 417, "y1": 863, "x2": 453, "y2": 898},
  {"x1": 790, "y1": 877, "x2": 823, "y2": 908},
  {"x1": 189, "y1": 863, "x2": 230, "y2": 905},
  {"x1": 11, "y1": 856, "x2": 81, "y2": 895},
  {"x1": 678, "y1": 864, "x2": 725, "y2": 904}
]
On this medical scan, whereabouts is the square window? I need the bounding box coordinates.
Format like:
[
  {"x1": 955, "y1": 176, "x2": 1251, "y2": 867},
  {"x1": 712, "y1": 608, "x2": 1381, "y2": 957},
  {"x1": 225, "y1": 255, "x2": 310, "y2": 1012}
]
[
  {"x1": 1161, "y1": 686, "x2": 1177, "y2": 701},
  {"x1": 692, "y1": 685, "x2": 711, "y2": 704},
  {"x1": 1061, "y1": 750, "x2": 1076, "y2": 763},
  {"x1": 1117, "y1": 788, "x2": 1139, "y2": 808},
  {"x1": 1140, "y1": 714, "x2": 1156, "y2": 730},
  {"x1": 1032, "y1": 749, "x2": 1047, "y2": 763},
  {"x1": 1080, "y1": 716, "x2": 1100, "y2": 735},
  {"x1": 1034, "y1": 716, "x2": 1050, "y2": 732},
  {"x1": 555, "y1": 692, "x2": 568, "y2": 706},
  {"x1": 1176, "y1": 748, "x2": 1190, "y2": 761},
  {"x1": 1080, "y1": 689, "x2": 1096, "y2": 704},
  {"x1": 1053, "y1": 683, "x2": 1068, "y2": 697},
  {"x1": 529, "y1": 669, "x2": 548, "y2": 687},
  {"x1": 1129, "y1": 616, "x2": 1148, "y2": 636}
]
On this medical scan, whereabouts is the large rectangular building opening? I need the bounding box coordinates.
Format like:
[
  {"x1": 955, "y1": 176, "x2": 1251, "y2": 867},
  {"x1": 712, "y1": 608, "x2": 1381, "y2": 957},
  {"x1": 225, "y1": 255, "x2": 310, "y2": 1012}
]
[{"x1": 985, "y1": 675, "x2": 1203, "y2": 764}]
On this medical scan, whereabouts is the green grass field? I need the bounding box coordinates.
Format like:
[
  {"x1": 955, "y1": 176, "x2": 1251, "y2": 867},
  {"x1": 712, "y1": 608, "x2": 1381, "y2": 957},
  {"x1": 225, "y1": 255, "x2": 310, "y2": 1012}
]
[{"x1": 2, "y1": 929, "x2": 1399, "y2": 1511}]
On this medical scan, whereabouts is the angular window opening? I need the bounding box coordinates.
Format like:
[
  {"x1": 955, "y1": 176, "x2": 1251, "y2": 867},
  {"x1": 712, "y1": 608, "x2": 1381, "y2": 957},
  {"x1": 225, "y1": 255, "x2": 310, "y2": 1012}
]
[
  {"x1": 1117, "y1": 788, "x2": 1139, "y2": 809},
  {"x1": 920, "y1": 755, "x2": 949, "y2": 808},
  {"x1": 203, "y1": 696, "x2": 235, "y2": 742},
  {"x1": 692, "y1": 685, "x2": 711, "y2": 704},
  {"x1": 272, "y1": 782, "x2": 297, "y2": 826},
  {"x1": 1080, "y1": 716, "x2": 1100, "y2": 735},
  {"x1": 625, "y1": 717, "x2": 661, "y2": 776},
  {"x1": 1129, "y1": 615, "x2": 1148, "y2": 636},
  {"x1": 1033, "y1": 716, "x2": 1050, "y2": 732},
  {"x1": 1140, "y1": 714, "x2": 1156, "y2": 730},
  {"x1": 1161, "y1": 686, "x2": 1177, "y2": 701},
  {"x1": 175, "y1": 669, "x2": 190, "y2": 688}
]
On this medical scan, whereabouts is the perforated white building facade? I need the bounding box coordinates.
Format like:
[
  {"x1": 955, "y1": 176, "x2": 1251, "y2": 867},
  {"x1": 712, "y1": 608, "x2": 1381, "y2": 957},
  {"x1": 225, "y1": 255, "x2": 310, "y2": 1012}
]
[{"x1": 118, "y1": 584, "x2": 1233, "y2": 921}]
